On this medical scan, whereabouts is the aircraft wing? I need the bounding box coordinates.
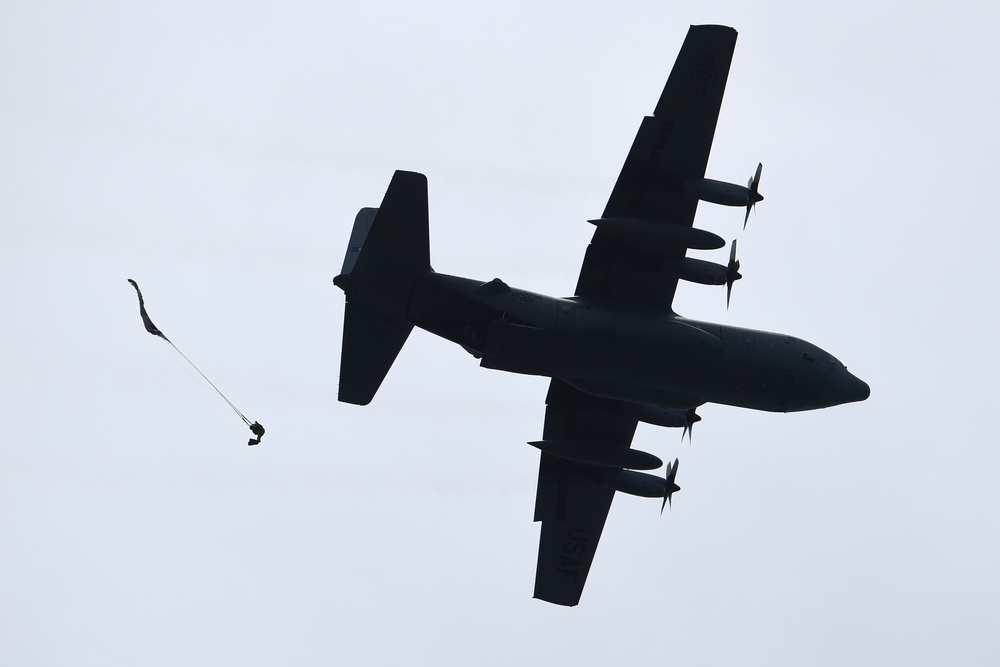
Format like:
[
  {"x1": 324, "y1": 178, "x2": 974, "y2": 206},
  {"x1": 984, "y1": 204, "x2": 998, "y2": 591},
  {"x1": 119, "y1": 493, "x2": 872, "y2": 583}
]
[
  {"x1": 575, "y1": 24, "x2": 738, "y2": 309},
  {"x1": 532, "y1": 380, "x2": 639, "y2": 606}
]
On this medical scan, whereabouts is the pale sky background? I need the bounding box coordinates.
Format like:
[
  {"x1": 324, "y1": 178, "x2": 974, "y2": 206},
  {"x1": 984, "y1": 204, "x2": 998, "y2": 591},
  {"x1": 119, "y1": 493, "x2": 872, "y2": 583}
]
[{"x1": 2, "y1": 1, "x2": 998, "y2": 665}]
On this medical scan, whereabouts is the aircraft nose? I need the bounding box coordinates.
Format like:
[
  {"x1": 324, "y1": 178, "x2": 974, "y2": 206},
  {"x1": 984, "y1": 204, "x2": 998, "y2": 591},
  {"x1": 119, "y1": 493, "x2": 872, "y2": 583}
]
[{"x1": 845, "y1": 372, "x2": 870, "y2": 403}]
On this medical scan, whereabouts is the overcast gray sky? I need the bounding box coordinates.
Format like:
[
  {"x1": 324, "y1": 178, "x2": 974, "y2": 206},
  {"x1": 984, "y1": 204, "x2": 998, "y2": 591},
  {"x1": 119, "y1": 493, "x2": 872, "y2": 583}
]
[{"x1": 3, "y1": 1, "x2": 998, "y2": 665}]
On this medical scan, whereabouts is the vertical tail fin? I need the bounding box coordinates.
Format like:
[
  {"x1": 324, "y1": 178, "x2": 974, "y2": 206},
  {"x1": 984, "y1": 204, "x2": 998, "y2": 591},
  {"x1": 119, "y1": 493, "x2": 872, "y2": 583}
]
[
  {"x1": 341, "y1": 207, "x2": 378, "y2": 276},
  {"x1": 334, "y1": 171, "x2": 431, "y2": 405}
]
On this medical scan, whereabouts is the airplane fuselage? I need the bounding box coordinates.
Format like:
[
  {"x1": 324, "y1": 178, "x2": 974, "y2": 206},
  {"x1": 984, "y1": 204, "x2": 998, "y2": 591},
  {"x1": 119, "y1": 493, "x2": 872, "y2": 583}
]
[{"x1": 407, "y1": 272, "x2": 869, "y2": 413}]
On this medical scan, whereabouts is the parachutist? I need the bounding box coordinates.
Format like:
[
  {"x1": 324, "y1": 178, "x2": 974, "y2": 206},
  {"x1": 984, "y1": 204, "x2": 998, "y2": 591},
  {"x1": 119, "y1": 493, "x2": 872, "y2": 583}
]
[
  {"x1": 129, "y1": 279, "x2": 261, "y2": 437},
  {"x1": 248, "y1": 421, "x2": 265, "y2": 446}
]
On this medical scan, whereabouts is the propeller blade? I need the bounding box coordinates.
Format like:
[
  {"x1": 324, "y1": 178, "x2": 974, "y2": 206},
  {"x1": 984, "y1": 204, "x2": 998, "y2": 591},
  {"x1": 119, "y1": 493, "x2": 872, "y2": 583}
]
[
  {"x1": 744, "y1": 162, "x2": 763, "y2": 229},
  {"x1": 661, "y1": 458, "x2": 681, "y2": 514},
  {"x1": 726, "y1": 239, "x2": 742, "y2": 309},
  {"x1": 751, "y1": 162, "x2": 762, "y2": 189},
  {"x1": 680, "y1": 408, "x2": 699, "y2": 444}
]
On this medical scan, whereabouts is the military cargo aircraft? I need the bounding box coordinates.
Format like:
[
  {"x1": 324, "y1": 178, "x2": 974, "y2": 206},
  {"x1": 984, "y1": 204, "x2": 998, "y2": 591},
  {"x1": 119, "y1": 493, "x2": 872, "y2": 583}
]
[{"x1": 332, "y1": 24, "x2": 869, "y2": 606}]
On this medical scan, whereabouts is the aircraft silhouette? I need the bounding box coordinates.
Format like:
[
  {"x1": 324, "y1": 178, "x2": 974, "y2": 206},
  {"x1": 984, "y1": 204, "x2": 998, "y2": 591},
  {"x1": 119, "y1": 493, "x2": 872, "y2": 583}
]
[{"x1": 333, "y1": 25, "x2": 869, "y2": 606}]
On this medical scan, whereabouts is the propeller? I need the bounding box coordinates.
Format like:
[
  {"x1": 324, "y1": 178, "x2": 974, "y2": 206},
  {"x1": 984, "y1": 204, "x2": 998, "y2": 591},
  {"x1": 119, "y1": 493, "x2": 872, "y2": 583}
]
[
  {"x1": 681, "y1": 408, "x2": 700, "y2": 443},
  {"x1": 744, "y1": 162, "x2": 763, "y2": 229},
  {"x1": 661, "y1": 458, "x2": 681, "y2": 514},
  {"x1": 726, "y1": 239, "x2": 742, "y2": 309}
]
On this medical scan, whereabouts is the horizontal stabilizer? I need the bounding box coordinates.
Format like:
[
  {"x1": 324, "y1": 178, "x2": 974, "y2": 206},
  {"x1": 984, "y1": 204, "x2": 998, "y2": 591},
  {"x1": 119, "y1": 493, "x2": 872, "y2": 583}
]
[{"x1": 338, "y1": 301, "x2": 413, "y2": 405}]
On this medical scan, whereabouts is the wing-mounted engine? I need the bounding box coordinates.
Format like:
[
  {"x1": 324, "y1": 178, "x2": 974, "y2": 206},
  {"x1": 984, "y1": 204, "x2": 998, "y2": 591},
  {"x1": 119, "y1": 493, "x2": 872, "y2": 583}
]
[
  {"x1": 529, "y1": 439, "x2": 662, "y2": 470},
  {"x1": 669, "y1": 239, "x2": 742, "y2": 308},
  {"x1": 597, "y1": 459, "x2": 680, "y2": 513},
  {"x1": 588, "y1": 217, "x2": 725, "y2": 252},
  {"x1": 527, "y1": 441, "x2": 680, "y2": 510},
  {"x1": 671, "y1": 256, "x2": 730, "y2": 285},
  {"x1": 629, "y1": 404, "x2": 701, "y2": 441},
  {"x1": 682, "y1": 163, "x2": 763, "y2": 227}
]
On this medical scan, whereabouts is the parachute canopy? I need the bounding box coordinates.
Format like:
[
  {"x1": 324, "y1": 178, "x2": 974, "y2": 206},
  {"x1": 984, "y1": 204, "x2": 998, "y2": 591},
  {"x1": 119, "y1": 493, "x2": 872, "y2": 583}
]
[{"x1": 128, "y1": 278, "x2": 168, "y2": 340}]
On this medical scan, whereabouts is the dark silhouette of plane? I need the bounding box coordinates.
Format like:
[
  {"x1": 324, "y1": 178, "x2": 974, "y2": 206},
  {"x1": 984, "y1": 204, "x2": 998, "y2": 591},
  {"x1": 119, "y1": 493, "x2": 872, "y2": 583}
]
[{"x1": 332, "y1": 25, "x2": 869, "y2": 606}]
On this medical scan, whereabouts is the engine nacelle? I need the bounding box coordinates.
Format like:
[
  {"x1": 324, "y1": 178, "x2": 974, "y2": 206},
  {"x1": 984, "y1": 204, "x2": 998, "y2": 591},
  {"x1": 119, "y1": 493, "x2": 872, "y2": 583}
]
[
  {"x1": 672, "y1": 257, "x2": 729, "y2": 286},
  {"x1": 598, "y1": 468, "x2": 670, "y2": 498},
  {"x1": 682, "y1": 178, "x2": 757, "y2": 207},
  {"x1": 529, "y1": 440, "x2": 662, "y2": 470},
  {"x1": 630, "y1": 404, "x2": 699, "y2": 429},
  {"x1": 588, "y1": 217, "x2": 725, "y2": 251}
]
